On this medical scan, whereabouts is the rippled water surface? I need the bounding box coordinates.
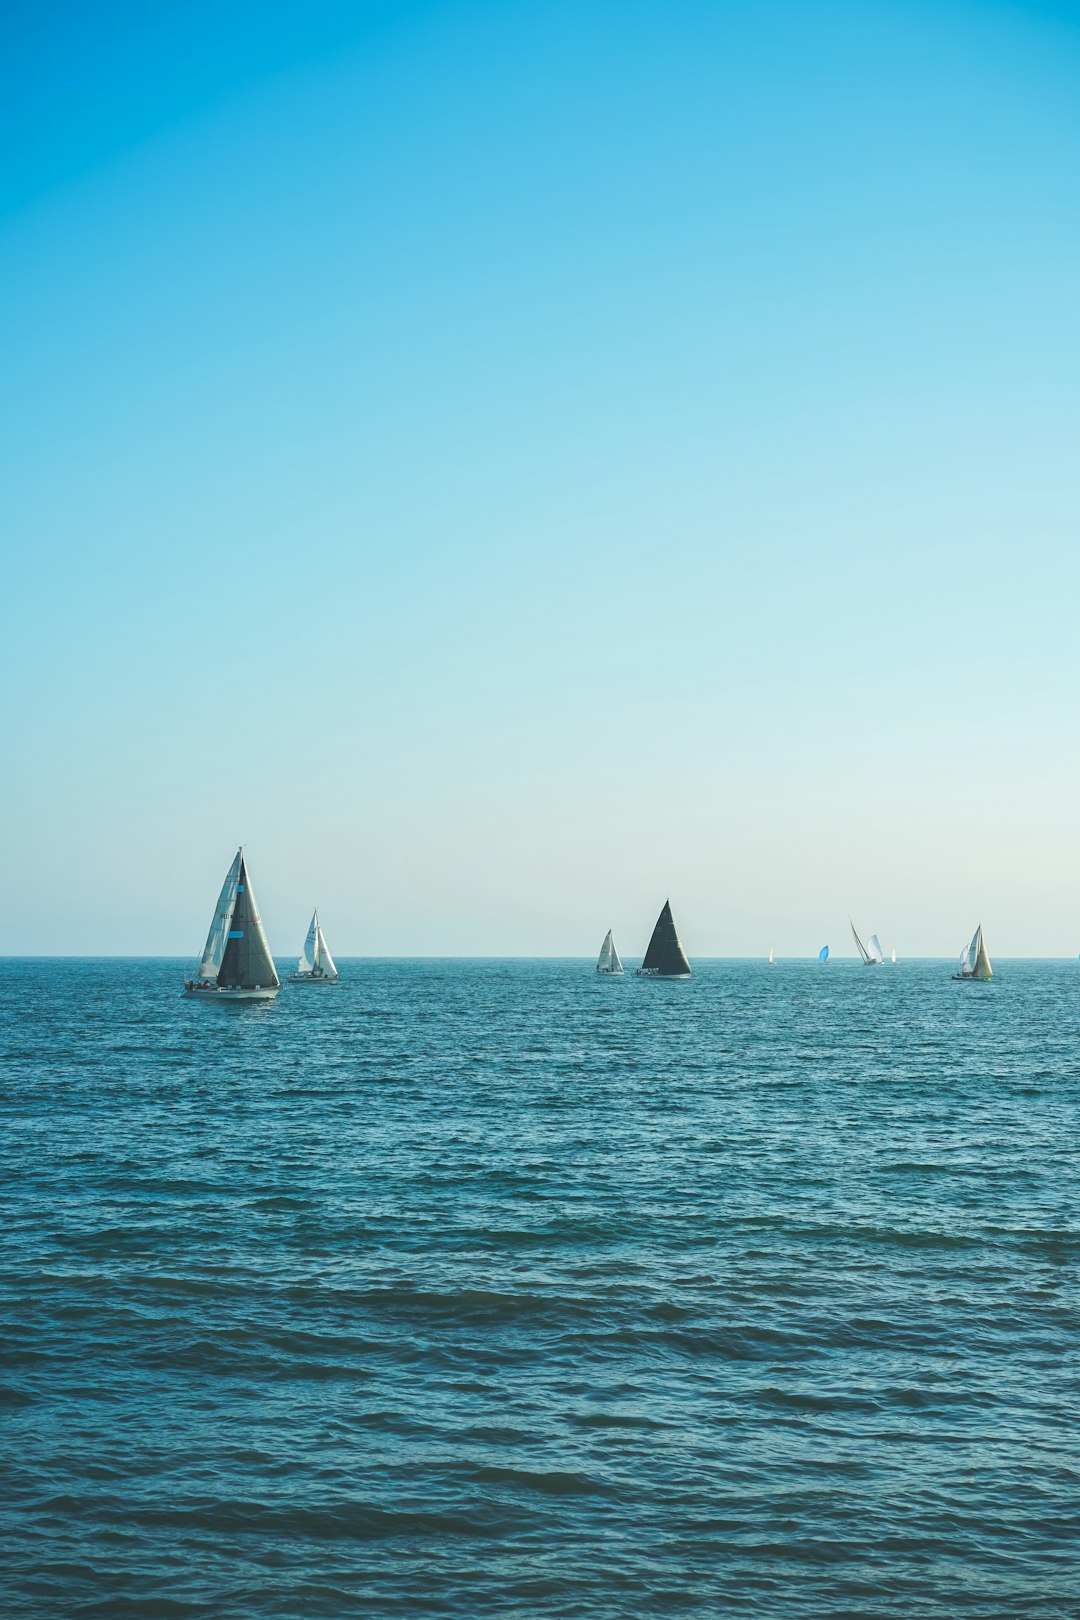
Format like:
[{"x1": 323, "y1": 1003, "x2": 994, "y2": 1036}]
[{"x1": 2, "y1": 958, "x2": 1078, "y2": 1617}]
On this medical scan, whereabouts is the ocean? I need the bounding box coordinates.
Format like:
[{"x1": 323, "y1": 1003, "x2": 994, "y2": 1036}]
[{"x1": 1, "y1": 957, "x2": 1077, "y2": 1617}]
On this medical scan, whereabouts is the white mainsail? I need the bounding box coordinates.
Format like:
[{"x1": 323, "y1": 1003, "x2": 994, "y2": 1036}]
[
  {"x1": 198, "y1": 850, "x2": 242, "y2": 979},
  {"x1": 297, "y1": 912, "x2": 319, "y2": 976},
  {"x1": 967, "y1": 927, "x2": 980, "y2": 975},
  {"x1": 768, "y1": 947, "x2": 775, "y2": 964},
  {"x1": 867, "y1": 933, "x2": 885, "y2": 965},
  {"x1": 596, "y1": 930, "x2": 624, "y2": 974}
]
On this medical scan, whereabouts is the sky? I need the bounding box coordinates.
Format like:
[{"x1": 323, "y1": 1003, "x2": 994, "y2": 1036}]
[{"x1": 2, "y1": 0, "x2": 1079, "y2": 957}]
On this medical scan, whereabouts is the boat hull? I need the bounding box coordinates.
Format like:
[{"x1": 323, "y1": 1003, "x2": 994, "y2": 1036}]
[
  {"x1": 635, "y1": 968, "x2": 691, "y2": 979},
  {"x1": 289, "y1": 974, "x2": 340, "y2": 984},
  {"x1": 596, "y1": 968, "x2": 624, "y2": 976},
  {"x1": 183, "y1": 983, "x2": 280, "y2": 1002}
]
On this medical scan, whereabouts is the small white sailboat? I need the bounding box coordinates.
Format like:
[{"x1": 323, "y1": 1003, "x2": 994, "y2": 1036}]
[
  {"x1": 291, "y1": 909, "x2": 340, "y2": 983},
  {"x1": 891, "y1": 947, "x2": 897, "y2": 964},
  {"x1": 184, "y1": 849, "x2": 280, "y2": 1001},
  {"x1": 953, "y1": 924, "x2": 992, "y2": 981},
  {"x1": 768, "y1": 947, "x2": 775, "y2": 965},
  {"x1": 596, "y1": 930, "x2": 624, "y2": 975},
  {"x1": 851, "y1": 920, "x2": 885, "y2": 965}
]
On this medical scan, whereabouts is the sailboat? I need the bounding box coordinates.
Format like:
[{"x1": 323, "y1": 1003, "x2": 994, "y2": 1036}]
[
  {"x1": 291, "y1": 909, "x2": 340, "y2": 983},
  {"x1": 636, "y1": 900, "x2": 691, "y2": 978},
  {"x1": 184, "y1": 849, "x2": 280, "y2": 1001},
  {"x1": 891, "y1": 947, "x2": 897, "y2": 964},
  {"x1": 818, "y1": 944, "x2": 829, "y2": 963},
  {"x1": 850, "y1": 920, "x2": 885, "y2": 965},
  {"x1": 768, "y1": 947, "x2": 775, "y2": 965},
  {"x1": 953, "y1": 924, "x2": 992, "y2": 981},
  {"x1": 596, "y1": 930, "x2": 624, "y2": 975}
]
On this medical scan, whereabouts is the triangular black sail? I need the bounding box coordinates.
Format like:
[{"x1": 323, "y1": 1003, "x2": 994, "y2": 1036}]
[
  {"x1": 640, "y1": 900, "x2": 691, "y2": 977},
  {"x1": 215, "y1": 856, "x2": 279, "y2": 989}
]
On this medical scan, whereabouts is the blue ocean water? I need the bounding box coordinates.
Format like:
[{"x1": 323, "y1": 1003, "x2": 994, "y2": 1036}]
[{"x1": 1, "y1": 957, "x2": 1078, "y2": 1618}]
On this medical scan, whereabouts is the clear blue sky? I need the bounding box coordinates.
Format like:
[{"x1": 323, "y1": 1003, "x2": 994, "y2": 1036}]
[{"x1": 2, "y1": 0, "x2": 1079, "y2": 957}]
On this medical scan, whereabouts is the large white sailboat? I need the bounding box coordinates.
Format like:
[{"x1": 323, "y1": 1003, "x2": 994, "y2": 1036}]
[
  {"x1": 596, "y1": 930, "x2": 624, "y2": 975},
  {"x1": 851, "y1": 920, "x2": 885, "y2": 966},
  {"x1": 953, "y1": 924, "x2": 992, "y2": 981},
  {"x1": 291, "y1": 909, "x2": 340, "y2": 983},
  {"x1": 184, "y1": 849, "x2": 280, "y2": 1001}
]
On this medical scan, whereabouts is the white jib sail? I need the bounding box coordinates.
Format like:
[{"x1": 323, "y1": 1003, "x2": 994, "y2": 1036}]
[
  {"x1": 597, "y1": 931, "x2": 614, "y2": 971},
  {"x1": 240, "y1": 864, "x2": 279, "y2": 987},
  {"x1": 199, "y1": 850, "x2": 242, "y2": 978},
  {"x1": 298, "y1": 911, "x2": 319, "y2": 975},
  {"x1": 315, "y1": 921, "x2": 338, "y2": 979},
  {"x1": 867, "y1": 934, "x2": 885, "y2": 964}
]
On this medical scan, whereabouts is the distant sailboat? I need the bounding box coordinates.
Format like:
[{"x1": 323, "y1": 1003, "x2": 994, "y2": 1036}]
[
  {"x1": 184, "y1": 849, "x2": 280, "y2": 1001},
  {"x1": 851, "y1": 920, "x2": 885, "y2": 965},
  {"x1": 291, "y1": 909, "x2": 339, "y2": 983},
  {"x1": 636, "y1": 900, "x2": 691, "y2": 978},
  {"x1": 596, "y1": 930, "x2": 624, "y2": 975},
  {"x1": 891, "y1": 947, "x2": 897, "y2": 964},
  {"x1": 953, "y1": 924, "x2": 992, "y2": 981},
  {"x1": 818, "y1": 945, "x2": 829, "y2": 963},
  {"x1": 768, "y1": 947, "x2": 775, "y2": 965}
]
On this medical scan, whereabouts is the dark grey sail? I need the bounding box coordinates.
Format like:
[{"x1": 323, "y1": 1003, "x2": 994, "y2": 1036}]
[
  {"x1": 215, "y1": 855, "x2": 279, "y2": 989},
  {"x1": 639, "y1": 899, "x2": 691, "y2": 977}
]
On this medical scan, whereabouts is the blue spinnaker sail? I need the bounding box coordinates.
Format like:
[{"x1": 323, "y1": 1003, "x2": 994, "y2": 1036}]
[{"x1": 818, "y1": 945, "x2": 829, "y2": 963}]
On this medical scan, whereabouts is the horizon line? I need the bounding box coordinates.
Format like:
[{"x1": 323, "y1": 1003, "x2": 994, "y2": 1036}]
[{"x1": 2, "y1": 954, "x2": 1078, "y2": 964}]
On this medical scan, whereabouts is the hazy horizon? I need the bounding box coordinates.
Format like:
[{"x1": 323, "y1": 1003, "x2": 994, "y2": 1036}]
[{"x1": 3, "y1": 2, "x2": 1079, "y2": 957}]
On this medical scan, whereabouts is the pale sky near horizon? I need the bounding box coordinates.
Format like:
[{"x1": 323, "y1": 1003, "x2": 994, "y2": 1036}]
[{"x1": 2, "y1": 0, "x2": 1079, "y2": 958}]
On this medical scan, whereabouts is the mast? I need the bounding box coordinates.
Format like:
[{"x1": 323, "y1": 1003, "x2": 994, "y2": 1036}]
[
  {"x1": 640, "y1": 900, "x2": 691, "y2": 977},
  {"x1": 850, "y1": 919, "x2": 872, "y2": 964}
]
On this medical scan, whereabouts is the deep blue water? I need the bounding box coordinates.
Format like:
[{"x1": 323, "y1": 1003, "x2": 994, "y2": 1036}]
[{"x1": 1, "y1": 958, "x2": 1078, "y2": 1618}]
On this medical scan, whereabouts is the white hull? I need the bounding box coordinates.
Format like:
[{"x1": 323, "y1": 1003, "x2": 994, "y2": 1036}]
[
  {"x1": 289, "y1": 973, "x2": 340, "y2": 984},
  {"x1": 183, "y1": 983, "x2": 280, "y2": 1002},
  {"x1": 635, "y1": 968, "x2": 691, "y2": 979}
]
